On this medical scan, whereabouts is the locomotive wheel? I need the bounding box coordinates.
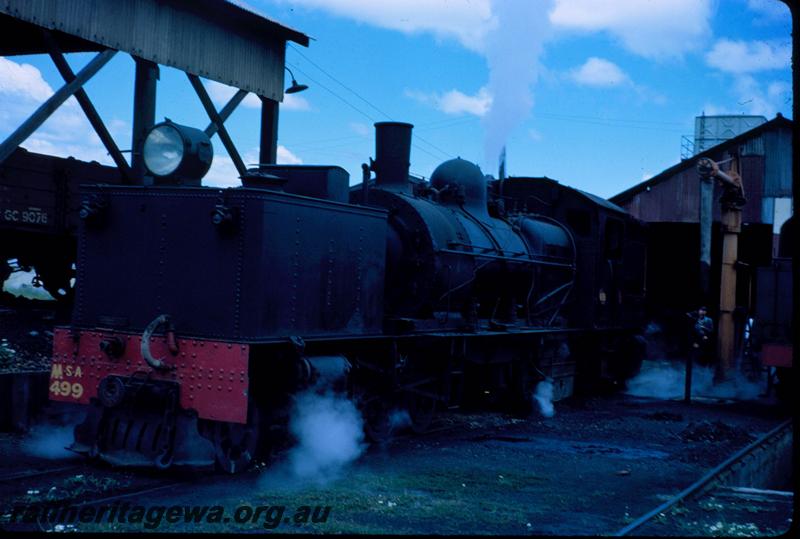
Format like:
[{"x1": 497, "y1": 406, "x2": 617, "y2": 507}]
[
  {"x1": 207, "y1": 406, "x2": 260, "y2": 474},
  {"x1": 405, "y1": 392, "x2": 437, "y2": 434}
]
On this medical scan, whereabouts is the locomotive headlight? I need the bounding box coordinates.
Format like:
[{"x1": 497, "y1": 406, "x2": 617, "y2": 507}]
[{"x1": 142, "y1": 120, "x2": 213, "y2": 184}]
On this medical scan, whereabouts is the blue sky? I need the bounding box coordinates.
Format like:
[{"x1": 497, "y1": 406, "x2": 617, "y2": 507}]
[{"x1": 0, "y1": 0, "x2": 792, "y2": 198}]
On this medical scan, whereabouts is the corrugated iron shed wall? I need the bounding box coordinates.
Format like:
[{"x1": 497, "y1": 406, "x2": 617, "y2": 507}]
[
  {"x1": 615, "y1": 123, "x2": 794, "y2": 225},
  {"x1": 763, "y1": 126, "x2": 792, "y2": 197},
  {"x1": 0, "y1": 0, "x2": 307, "y2": 99}
]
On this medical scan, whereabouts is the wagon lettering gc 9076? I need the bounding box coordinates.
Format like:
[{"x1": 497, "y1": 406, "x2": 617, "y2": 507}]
[{"x1": 2, "y1": 207, "x2": 49, "y2": 224}]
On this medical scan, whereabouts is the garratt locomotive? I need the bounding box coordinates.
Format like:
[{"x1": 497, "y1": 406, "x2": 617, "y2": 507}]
[{"x1": 49, "y1": 121, "x2": 646, "y2": 472}]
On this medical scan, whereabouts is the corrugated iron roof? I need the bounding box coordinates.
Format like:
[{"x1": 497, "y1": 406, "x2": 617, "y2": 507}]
[
  {"x1": 611, "y1": 114, "x2": 793, "y2": 205},
  {"x1": 0, "y1": 0, "x2": 309, "y2": 98},
  {"x1": 507, "y1": 176, "x2": 629, "y2": 215},
  {"x1": 574, "y1": 188, "x2": 628, "y2": 214}
]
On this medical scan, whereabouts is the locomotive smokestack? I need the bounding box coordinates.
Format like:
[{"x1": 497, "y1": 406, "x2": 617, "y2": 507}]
[{"x1": 373, "y1": 122, "x2": 413, "y2": 190}]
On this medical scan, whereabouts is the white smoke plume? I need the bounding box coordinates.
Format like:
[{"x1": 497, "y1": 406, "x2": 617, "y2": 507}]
[
  {"x1": 626, "y1": 360, "x2": 765, "y2": 400},
  {"x1": 21, "y1": 424, "x2": 75, "y2": 459},
  {"x1": 482, "y1": 0, "x2": 554, "y2": 169},
  {"x1": 533, "y1": 379, "x2": 556, "y2": 417},
  {"x1": 284, "y1": 389, "x2": 366, "y2": 483}
]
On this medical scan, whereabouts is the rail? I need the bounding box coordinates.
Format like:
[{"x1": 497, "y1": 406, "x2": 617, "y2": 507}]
[{"x1": 614, "y1": 419, "x2": 792, "y2": 536}]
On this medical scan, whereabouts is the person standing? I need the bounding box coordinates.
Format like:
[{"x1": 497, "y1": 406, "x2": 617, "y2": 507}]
[
  {"x1": 685, "y1": 306, "x2": 715, "y2": 402},
  {"x1": 692, "y1": 306, "x2": 715, "y2": 364}
]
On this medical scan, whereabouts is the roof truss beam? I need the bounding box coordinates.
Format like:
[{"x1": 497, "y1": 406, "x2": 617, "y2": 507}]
[
  {"x1": 42, "y1": 30, "x2": 134, "y2": 183},
  {"x1": 187, "y1": 73, "x2": 247, "y2": 178},
  {"x1": 204, "y1": 90, "x2": 248, "y2": 139},
  {"x1": 0, "y1": 48, "x2": 116, "y2": 166}
]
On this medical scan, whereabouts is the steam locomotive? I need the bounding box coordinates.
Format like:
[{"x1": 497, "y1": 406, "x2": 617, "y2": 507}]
[{"x1": 48, "y1": 121, "x2": 647, "y2": 472}]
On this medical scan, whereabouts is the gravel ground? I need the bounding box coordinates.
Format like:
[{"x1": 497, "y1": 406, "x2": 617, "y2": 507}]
[
  {"x1": 0, "y1": 305, "x2": 60, "y2": 374},
  {"x1": 1, "y1": 393, "x2": 789, "y2": 535},
  {"x1": 0, "y1": 307, "x2": 792, "y2": 535}
]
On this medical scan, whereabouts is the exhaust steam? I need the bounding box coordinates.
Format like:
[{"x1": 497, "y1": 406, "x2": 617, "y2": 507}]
[
  {"x1": 533, "y1": 379, "x2": 556, "y2": 418},
  {"x1": 625, "y1": 360, "x2": 765, "y2": 400},
  {"x1": 483, "y1": 0, "x2": 554, "y2": 168},
  {"x1": 21, "y1": 424, "x2": 76, "y2": 459}
]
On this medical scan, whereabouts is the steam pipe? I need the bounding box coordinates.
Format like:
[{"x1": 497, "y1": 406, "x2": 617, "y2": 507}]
[
  {"x1": 697, "y1": 157, "x2": 739, "y2": 188},
  {"x1": 361, "y1": 162, "x2": 370, "y2": 204}
]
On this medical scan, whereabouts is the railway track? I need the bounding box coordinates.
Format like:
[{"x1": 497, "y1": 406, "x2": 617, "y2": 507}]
[
  {"x1": 614, "y1": 419, "x2": 793, "y2": 536},
  {"x1": 0, "y1": 464, "x2": 84, "y2": 485}
]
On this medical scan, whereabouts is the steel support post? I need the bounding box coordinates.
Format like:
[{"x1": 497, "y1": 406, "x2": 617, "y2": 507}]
[
  {"x1": 717, "y1": 208, "x2": 741, "y2": 379},
  {"x1": 131, "y1": 57, "x2": 158, "y2": 184},
  {"x1": 259, "y1": 96, "x2": 279, "y2": 167}
]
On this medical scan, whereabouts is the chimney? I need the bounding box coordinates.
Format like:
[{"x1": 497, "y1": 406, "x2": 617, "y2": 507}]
[{"x1": 372, "y1": 122, "x2": 413, "y2": 190}]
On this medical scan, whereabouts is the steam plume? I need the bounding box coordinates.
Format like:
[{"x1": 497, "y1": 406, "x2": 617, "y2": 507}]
[
  {"x1": 21, "y1": 424, "x2": 75, "y2": 459},
  {"x1": 533, "y1": 379, "x2": 556, "y2": 417},
  {"x1": 285, "y1": 389, "x2": 366, "y2": 483},
  {"x1": 483, "y1": 0, "x2": 554, "y2": 168},
  {"x1": 626, "y1": 360, "x2": 764, "y2": 400}
]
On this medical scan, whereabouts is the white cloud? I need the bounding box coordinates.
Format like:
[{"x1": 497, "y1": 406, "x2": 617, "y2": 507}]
[
  {"x1": 278, "y1": 0, "x2": 714, "y2": 60},
  {"x1": 276, "y1": 0, "x2": 495, "y2": 52},
  {"x1": 204, "y1": 145, "x2": 302, "y2": 186},
  {"x1": 766, "y1": 80, "x2": 791, "y2": 100},
  {"x1": 405, "y1": 87, "x2": 492, "y2": 117},
  {"x1": 549, "y1": 0, "x2": 712, "y2": 59},
  {"x1": 564, "y1": 57, "x2": 665, "y2": 104},
  {"x1": 203, "y1": 155, "x2": 241, "y2": 187},
  {"x1": 569, "y1": 57, "x2": 628, "y2": 87},
  {"x1": 203, "y1": 155, "x2": 242, "y2": 187},
  {"x1": 206, "y1": 79, "x2": 311, "y2": 111},
  {"x1": 733, "y1": 75, "x2": 791, "y2": 116},
  {"x1": 0, "y1": 58, "x2": 121, "y2": 166},
  {"x1": 206, "y1": 80, "x2": 261, "y2": 108},
  {"x1": 702, "y1": 75, "x2": 791, "y2": 117},
  {"x1": 701, "y1": 36, "x2": 792, "y2": 118},
  {"x1": 705, "y1": 39, "x2": 791, "y2": 74},
  {"x1": 283, "y1": 92, "x2": 311, "y2": 111},
  {"x1": 277, "y1": 144, "x2": 303, "y2": 164},
  {"x1": 0, "y1": 57, "x2": 54, "y2": 102},
  {"x1": 439, "y1": 88, "x2": 492, "y2": 116},
  {"x1": 0, "y1": 58, "x2": 131, "y2": 165},
  {"x1": 203, "y1": 147, "x2": 262, "y2": 187}
]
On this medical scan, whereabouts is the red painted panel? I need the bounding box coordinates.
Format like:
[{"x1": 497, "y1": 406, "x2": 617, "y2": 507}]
[
  {"x1": 761, "y1": 343, "x2": 793, "y2": 368},
  {"x1": 50, "y1": 327, "x2": 249, "y2": 423}
]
